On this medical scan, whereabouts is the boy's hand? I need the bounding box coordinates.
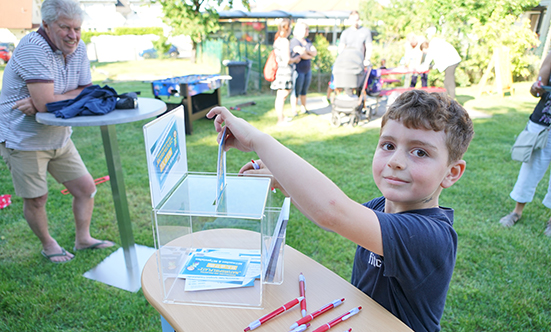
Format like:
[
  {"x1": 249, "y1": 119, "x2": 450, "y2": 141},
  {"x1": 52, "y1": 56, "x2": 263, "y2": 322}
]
[
  {"x1": 239, "y1": 159, "x2": 288, "y2": 196},
  {"x1": 207, "y1": 106, "x2": 260, "y2": 153}
]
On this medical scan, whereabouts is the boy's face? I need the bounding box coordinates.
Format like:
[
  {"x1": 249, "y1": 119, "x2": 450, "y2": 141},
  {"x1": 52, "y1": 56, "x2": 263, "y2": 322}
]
[{"x1": 372, "y1": 119, "x2": 465, "y2": 213}]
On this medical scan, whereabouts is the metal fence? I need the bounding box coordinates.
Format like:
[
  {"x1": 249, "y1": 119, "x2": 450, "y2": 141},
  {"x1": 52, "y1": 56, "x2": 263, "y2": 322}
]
[{"x1": 198, "y1": 39, "x2": 331, "y2": 94}]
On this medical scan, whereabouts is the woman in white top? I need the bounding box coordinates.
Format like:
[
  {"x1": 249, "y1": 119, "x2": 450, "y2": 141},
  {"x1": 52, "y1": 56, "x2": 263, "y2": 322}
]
[{"x1": 270, "y1": 18, "x2": 301, "y2": 125}]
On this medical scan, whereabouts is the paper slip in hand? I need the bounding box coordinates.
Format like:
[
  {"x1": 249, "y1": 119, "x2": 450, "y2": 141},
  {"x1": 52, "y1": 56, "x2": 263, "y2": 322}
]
[{"x1": 216, "y1": 127, "x2": 227, "y2": 207}]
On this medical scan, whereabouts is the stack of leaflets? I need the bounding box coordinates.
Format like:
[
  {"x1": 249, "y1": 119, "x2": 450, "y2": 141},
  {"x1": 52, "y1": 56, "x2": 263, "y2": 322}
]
[{"x1": 178, "y1": 248, "x2": 261, "y2": 291}]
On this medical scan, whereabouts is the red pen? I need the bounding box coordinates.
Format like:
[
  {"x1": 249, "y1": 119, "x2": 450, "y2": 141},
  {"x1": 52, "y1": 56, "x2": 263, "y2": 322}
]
[
  {"x1": 311, "y1": 306, "x2": 362, "y2": 332},
  {"x1": 243, "y1": 296, "x2": 304, "y2": 331},
  {"x1": 299, "y1": 273, "x2": 307, "y2": 317},
  {"x1": 289, "y1": 298, "x2": 345, "y2": 330},
  {"x1": 290, "y1": 323, "x2": 311, "y2": 332}
]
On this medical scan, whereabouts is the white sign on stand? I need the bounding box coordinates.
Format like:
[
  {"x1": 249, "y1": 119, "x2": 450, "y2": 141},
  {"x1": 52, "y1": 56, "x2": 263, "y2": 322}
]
[{"x1": 143, "y1": 106, "x2": 188, "y2": 208}]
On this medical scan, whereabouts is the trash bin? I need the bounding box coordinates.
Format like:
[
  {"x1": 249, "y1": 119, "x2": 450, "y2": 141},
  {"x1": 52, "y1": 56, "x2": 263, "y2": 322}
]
[{"x1": 223, "y1": 60, "x2": 251, "y2": 96}]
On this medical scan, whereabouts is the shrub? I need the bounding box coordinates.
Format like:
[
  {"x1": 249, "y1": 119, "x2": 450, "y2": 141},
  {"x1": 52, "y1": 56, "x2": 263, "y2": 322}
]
[{"x1": 312, "y1": 34, "x2": 335, "y2": 73}]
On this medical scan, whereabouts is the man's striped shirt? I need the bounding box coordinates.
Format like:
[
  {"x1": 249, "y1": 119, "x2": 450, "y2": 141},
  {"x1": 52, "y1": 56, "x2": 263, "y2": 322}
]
[{"x1": 0, "y1": 27, "x2": 91, "y2": 151}]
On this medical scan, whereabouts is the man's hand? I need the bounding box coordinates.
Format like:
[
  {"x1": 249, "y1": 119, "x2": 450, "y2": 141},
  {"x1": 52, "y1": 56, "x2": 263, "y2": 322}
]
[{"x1": 13, "y1": 97, "x2": 38, "y2": 116}]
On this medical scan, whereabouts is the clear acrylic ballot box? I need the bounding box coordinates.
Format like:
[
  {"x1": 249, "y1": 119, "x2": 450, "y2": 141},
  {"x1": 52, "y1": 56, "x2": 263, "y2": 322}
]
[{"x1": 143, "y1": 107, "x2": 288, "y2": 309}]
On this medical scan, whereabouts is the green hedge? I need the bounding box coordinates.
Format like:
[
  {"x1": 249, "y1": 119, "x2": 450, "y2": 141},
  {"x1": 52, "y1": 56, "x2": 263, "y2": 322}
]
[{"x1": 81, "y1": 27, "x2": 163, "y2": 44}]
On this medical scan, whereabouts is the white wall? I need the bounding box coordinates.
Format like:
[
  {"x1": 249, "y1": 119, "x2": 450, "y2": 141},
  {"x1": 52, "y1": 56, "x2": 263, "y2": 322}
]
[{"x1": 87, "y1": 34, "x2": 158, "y2": 62}]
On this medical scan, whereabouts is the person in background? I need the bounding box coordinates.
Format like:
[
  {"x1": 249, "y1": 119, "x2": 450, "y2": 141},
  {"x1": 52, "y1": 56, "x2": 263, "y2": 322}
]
[
  {"x1": 0, "y1": 0, "x2": 114, "y2": 263},
  {"x1": 332, "y1": 10, "x2": 373, "y2": 95},
  {"x1": 338, "y1": 10, "x2": 372, "y2": 67},
  {"x1": 404, "y1": 33, "x2": 428, "y2": 88},
  {"x1": 419, "y1": 36, "x2": 461, "y2": 99},
  {"x1": 290, "y1": 22, "x2": 317, "y2": 116},
  {"x1": 499, "y1": 51, "x2": 551, "y2": 236},
  {"x1": 207, "y1": 89, "x2": 474, "y2": 332},
  {"x1": 270, "y1": 18, "x2": 301, "y2": 125}
]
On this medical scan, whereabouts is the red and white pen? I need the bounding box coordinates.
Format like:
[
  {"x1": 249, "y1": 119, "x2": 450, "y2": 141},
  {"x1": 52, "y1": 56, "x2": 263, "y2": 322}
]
[
  {"x1": 290, "y1": 323, "x2": 311, "y2": 332},
  {"x1": 289, "y1": 298, "x2": 345, "y2": 330},
  {"x1": 244, "y1": 296, "x2": 304, "y2": 331},
  {"x1": 311, "y1": 306, "x2": 362, "y2": 332},
  {"x1": 299, "y1": 273, "x2": 307, "y2": 317}
]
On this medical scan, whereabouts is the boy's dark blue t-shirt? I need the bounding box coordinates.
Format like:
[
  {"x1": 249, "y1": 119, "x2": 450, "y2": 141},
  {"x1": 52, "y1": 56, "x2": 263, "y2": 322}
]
[{"x1": 351, "y1": 197, "x2": 457, "y2": 332}]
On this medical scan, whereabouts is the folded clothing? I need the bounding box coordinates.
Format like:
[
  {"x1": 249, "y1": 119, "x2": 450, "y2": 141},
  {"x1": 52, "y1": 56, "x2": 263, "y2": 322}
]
[{"x1": 46, "y1": 85, "x2": 118, "y2": 119}]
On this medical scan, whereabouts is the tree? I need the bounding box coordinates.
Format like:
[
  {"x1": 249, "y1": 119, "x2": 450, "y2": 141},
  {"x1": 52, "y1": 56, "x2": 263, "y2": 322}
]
[
  {"x1": 159, "y1": 0, "x2": 250, "y2": 61},
  {"x1": 361, "y1": 0, "x2": 540, "y2": 85}
]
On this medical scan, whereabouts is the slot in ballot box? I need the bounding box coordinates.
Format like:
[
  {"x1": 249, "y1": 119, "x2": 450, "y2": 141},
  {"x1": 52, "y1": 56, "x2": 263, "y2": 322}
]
[{"x1": 143, "y1": 106, "x2": 287, "y2": 309}]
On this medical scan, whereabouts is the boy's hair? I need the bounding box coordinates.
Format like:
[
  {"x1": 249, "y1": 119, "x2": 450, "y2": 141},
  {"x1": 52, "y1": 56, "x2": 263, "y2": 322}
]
[{"x1": 381, "y1": 90, "x2": 474, "y2": 163}]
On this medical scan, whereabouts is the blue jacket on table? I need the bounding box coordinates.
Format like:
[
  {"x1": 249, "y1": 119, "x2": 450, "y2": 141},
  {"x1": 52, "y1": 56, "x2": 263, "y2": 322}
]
[{"x1": 46, "y1": 85, "x2": 118, "y2": 119}]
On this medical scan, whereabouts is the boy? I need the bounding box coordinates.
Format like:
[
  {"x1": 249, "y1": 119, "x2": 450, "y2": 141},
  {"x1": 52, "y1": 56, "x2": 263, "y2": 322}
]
[{"x1": 206, "y1": 89, "x2": 474, "y2": 332}]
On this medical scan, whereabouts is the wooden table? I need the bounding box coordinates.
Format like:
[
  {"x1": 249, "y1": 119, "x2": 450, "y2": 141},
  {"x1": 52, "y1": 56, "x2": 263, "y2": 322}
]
[
  {"x1": 141, "y1": 229, "x2": 413, "y2": 332},
  {"x1": 36, "y1": 98, "x2": 167, "y2": 292}
]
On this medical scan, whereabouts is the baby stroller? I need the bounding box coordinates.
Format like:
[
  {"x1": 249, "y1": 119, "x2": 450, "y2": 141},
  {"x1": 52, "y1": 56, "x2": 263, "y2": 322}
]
[{"x1": 330, "y1": 65, "x2": 381, "y2": 127}]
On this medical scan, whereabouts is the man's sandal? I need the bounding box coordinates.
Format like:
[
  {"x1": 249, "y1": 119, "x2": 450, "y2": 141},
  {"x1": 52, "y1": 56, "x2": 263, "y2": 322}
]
[
  {"x1": 499, "y1": 212, "x2": 521, "y2": 227},
  {"x1": 41, "y1": 247, "x2": 74, "y2": 263}
]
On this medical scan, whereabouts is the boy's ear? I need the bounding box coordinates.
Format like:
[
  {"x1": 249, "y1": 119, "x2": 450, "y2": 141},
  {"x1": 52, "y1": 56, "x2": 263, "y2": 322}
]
[{"x1": 441, "y1": 160, "x2": 466, "y2": 189}]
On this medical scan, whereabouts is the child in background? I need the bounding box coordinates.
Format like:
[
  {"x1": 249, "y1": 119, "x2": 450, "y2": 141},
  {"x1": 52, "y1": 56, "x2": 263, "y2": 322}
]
[{"x1": 207, "y1": 89, "x2": 474, "y2": 332}]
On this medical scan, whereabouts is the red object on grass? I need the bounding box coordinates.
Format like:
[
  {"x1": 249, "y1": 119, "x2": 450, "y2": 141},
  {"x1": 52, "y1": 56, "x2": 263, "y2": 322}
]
[{"x1": 0, "y1": 194, "x2": 12, "y2": 209}]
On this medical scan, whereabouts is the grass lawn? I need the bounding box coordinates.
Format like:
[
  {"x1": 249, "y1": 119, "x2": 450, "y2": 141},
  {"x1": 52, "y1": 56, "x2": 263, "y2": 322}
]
[{"x1": 1, "y1": 59, "x2": 551, "y2": 331}]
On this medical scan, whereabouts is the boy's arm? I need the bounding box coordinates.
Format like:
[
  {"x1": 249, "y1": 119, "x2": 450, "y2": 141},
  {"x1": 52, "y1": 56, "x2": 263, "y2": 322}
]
[{"x1": 208, "y1": 107, "x2": 384, "y2": 255}]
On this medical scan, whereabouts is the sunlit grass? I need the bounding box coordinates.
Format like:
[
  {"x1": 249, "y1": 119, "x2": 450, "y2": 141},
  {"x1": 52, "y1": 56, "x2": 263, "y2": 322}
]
[{"x1": 1, "y1": 67, "x2": 550, "y2": 330}]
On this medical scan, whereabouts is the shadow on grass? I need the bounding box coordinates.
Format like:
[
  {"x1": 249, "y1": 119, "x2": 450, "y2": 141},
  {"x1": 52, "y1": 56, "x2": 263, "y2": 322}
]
[{"x1": 457, "y1": 94, "x2": 474, "y2": 106}]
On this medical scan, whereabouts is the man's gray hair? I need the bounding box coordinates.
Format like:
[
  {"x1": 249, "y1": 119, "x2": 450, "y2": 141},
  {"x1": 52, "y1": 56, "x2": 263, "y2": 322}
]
[{"x1": 41, "y1": 0, "x2": 83, "y2": 26}]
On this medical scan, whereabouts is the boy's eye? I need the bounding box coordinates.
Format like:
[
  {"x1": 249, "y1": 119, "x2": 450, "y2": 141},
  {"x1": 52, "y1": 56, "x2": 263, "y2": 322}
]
[
  {"x1": 413, "y1": 149, "x2": 427, "y2": 157},
  {"x1": 381, "y1": 142, "x2": 395, "y2": 151}
]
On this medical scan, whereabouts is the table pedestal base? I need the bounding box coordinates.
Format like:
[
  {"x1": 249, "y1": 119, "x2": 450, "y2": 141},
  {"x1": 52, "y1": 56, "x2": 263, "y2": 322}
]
[{"x1": 83, "y1": 244, "x2": 156, "y2": 292}]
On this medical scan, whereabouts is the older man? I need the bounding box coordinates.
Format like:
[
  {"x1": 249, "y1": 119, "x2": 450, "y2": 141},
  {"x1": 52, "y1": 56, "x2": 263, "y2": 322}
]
[{"x1": 0, "y1": 0, "x2": 114, "y2": 263}]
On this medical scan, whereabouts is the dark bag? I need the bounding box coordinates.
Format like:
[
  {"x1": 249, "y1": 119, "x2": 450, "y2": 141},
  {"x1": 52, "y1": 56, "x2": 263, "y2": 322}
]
[
  {"x1": 115, "y1": 92, "x2": 140, "y2": 109},
  {"x1": 263, "y1": 50, "x2": 278, "y2": 82},
  {"x1": 511, "y1": 125, "x2": 550, "y2": 163}
]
